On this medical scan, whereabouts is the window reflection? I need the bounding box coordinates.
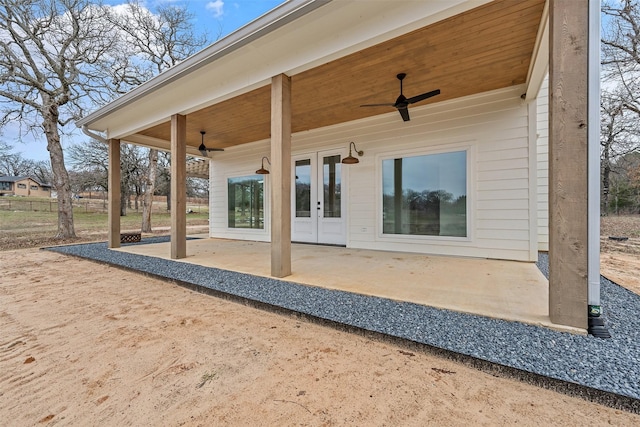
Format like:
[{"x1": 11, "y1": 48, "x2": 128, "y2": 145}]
[
  {"x1": 323, "y1": 155, "x2": 341, "y2": 218},
  {"x1": 295, "y1": 159, "x2": 311, "y2": 218},
  {"x1": 228, "y1": 175, "x2": 264, "y2": 229},
  {"x1": 382, "y1": 151, "x2": 467, "y2": 237}
]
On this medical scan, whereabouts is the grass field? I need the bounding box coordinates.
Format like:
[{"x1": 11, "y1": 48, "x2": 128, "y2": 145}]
[
  {"x1": 2, "y1": 196, "x2": 639, "y2": 255},
  {"x1": 0, "y1": 199, "x2": 209, "y2": 251}
]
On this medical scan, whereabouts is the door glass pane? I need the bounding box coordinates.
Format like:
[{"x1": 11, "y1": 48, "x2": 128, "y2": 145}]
[
  {"x1": 323, "y1": 155, "x2": 341, "y2": 218},
  {"x1": 295, "y1": 159, "x2": 311, "y2": 218},
  {"x1": 227, "y1": 175, "x2": 264, "y2": 229},
  {"x1": 382, "y1": 151, "x2": 467, "y2": 237}
]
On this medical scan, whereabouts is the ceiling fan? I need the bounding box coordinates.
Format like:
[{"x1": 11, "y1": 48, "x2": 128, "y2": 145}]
[
  {"x1": 361, "y1": 73, "x2": 440, "y2": 122},
  {"x1": 198, "y1": 131, "x2": 224, "y2": 157}
]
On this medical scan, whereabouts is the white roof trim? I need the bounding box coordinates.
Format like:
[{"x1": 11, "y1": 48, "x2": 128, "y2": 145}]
[{"x1": 525, "y1": 0, "x2": 549, "y2": 101}]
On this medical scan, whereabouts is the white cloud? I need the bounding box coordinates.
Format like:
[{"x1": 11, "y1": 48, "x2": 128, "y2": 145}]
[{"x1": 206, "y1": 0, "x2": 224, "y2": 18}]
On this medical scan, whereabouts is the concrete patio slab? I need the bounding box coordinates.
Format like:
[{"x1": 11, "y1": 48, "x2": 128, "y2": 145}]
[{"x1": 114, "y1": 237, "x2": 572, "y2": 332}]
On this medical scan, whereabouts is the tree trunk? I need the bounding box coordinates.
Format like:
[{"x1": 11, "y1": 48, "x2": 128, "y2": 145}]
[
  {"x1": 120, "y1": 180, "x2": 128, "y2": 216},
  {"x1": 142, "y1": 149, "x2": 158, "y2": 232},
  {"x1": 602, "y1": 162, "x2": 611, "y2": 215},
  {"x1": 42, "y1": 100, "x2": 76, "y2": 239}
]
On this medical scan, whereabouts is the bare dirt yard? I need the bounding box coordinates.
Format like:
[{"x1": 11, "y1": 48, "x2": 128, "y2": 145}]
[
  {"x1": 600, "y1": 215, "x2": 640, "y2": 296},
  {"x1": 1, "y1": 248, "x2": 639, "y2": 426},
  {"x1": 0, "y1": 215, "x2": 639, "y2": 425}
]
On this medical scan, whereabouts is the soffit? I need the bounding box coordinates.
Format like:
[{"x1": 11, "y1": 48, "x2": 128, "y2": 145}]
[{"x1": 134, "y1": 0, "x2": 545, "y2": 152}]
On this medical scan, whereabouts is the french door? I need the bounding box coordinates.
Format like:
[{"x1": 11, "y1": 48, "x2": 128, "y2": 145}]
[{"x1": 292, "y1": 150, "x2": 346, "y2": 245}]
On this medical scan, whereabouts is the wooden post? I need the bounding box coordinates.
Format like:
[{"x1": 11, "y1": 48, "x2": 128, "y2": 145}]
[
  {"x1": 171, "y1": 114, "x2": 187, "y2": 259},
  {"x1": 270, "y1": 74, "x2": 292, "y2": 277},
  {"x1": 107, "y1": 138, "x2": 121, "y2": 249},
  {"x1": 548, "y1": 0, "x2": 589, "y2": 329}
]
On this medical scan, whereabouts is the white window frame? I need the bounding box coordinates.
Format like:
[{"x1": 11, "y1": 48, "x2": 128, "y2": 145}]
[
  {"x1": 376, "y1": 142, "x2": 474, "y2": 244},
  {"x1": 225, "y1": 172, "x2": 269, "y2": 235}
]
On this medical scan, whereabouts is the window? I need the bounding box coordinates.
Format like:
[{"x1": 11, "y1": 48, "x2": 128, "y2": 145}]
[
  {"x1": 17, "y1": 183, "x2": 26, "y2": 189},
  {"x1": 0, "y1": 182, "x2": 10, "y2": 191},
  {"x1": 323, "y1": 155, "x2": 341, "y2": 218},
  {"x1": 228, "y1": 175, "x2": 264, "y2": 229},
  {"x1": 30, "y1": 185, "x2": 39, "y2": 190},
  {"x1": 295, "y1": 159, "x2": 311, "y2": 218},
  {"x1": 382, "y1": 150, "x2": 467, "y2": 237}
]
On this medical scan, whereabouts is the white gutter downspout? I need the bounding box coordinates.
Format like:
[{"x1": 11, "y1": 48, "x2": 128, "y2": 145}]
[
  {"x1": 588, "y1": 0, "x2": 609, "y2": 337},
  {"x1": 81, "y1": 125, "x2": 108, "y2": 144},
  {"x1": 588, "y1": 0, "x2": 600, "y2": 310}
]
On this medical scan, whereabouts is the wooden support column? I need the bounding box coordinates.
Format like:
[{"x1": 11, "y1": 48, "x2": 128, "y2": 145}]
[
  {"x1": 107, "y1": 138, "x2": 121, "y2": 249},
  {"x1": 270, "y1": 74, "x2": 292, "y2": 278},
  {"x1": 548, "y1": 0, "x2": 589, "y2": 329},
  {"x1": 170, "y1": 114, "x2": 187, "y2": 259}
]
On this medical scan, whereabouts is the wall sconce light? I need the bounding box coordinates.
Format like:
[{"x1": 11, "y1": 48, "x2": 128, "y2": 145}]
[
  {"x1": 342, "y1": 141, "x2": 364, "y2": 164},
  {"x1": 198, "y1": 131, "x2": 224, "y2": 157},
  {"x1": 256, "y1": 156, "x2": 271, "y2": 174}
]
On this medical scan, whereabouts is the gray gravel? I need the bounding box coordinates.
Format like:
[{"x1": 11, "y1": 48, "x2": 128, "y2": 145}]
[{"x1": 47, "y1": 239, "x2": 640, "y2": 405}]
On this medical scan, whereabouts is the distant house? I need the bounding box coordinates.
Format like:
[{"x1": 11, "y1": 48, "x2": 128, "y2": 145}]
[{"x1": 0, "y1": 176, "x2": 52, "y2": 198}]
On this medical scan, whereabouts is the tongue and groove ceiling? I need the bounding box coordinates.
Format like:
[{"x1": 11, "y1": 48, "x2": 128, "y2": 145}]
[{"x1": 134, "y1": 0, "x2": 545, "y2": 152}]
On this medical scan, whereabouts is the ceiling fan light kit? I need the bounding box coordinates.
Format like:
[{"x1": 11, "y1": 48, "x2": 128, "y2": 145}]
[{"x1": 361, "y1": 73, "x2": 440, "y2": 122}]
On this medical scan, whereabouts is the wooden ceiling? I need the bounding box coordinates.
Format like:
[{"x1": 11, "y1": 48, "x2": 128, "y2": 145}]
[{"x1": 138, "y1": 0, "x2": 545, "y2": 151}]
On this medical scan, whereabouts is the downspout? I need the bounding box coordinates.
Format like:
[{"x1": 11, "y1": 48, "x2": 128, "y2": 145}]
[
  {"x1": 81, "y1": 125, "x2": 108, "y2": 143},
  {"x1": 587, "y1": 0, "x2": 610, "y2": 338}
]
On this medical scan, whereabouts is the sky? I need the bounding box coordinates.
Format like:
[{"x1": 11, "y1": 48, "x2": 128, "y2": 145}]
[
  {"x1": 3, "y1": 0, "x2": 285, "y2": 163},
  {"x1": 104, "y1": 0, "x2": 284, "y2": 39}
]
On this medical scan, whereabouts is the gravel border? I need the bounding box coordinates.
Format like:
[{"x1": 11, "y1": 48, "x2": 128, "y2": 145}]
[{"x1": 46, "y1": 239, "x2": 640, "y2": 412}]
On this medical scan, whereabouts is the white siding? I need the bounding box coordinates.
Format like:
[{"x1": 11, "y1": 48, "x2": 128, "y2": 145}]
[
  {"x1": 209, "y1": 84, "x2": 537, "y2": 261},
  {"x1": 536, "y1": 76, "x2": 549, "y2": 251},
  {"x1": 209, "y1": 142, "x2": 271, "y2": 242}
]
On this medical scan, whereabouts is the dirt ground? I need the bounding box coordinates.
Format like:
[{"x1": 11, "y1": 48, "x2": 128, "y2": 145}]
[
  {"x1": 599, "y1": 215, "x2": 640, "y2": 296},
  {"x1": 1, "y1": 249, "x2": 639, "y2": 426}
]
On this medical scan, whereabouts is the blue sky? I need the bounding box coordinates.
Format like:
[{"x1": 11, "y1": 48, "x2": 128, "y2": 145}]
[
  {"x1": 105, "y1": 0, "x2": 284, "y2": 39},
  {"x1": 4, "y1": 0, "x2": 284, "y2": 163}
]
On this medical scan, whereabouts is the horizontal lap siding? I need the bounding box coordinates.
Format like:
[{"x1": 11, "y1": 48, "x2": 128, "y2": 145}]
[
  {"x1": 536, "y1": 76, "x2": 549, "y2": 251},
  {"x1": 474, "y1": 97, "x2": 532, "y2": 260},
  {"x1": 208, "y1": 85, "x2": 535, "y2": 261}
]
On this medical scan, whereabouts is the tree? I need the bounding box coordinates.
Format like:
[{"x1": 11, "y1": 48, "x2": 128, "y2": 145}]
[
  {"x1": 609, "y1": 151, "x2": 640, "y2": 213},
  {"x1": 109, "y1": 0, "x2": 209, "y2": 232},
  {"x1": 600, "y1": 89, "x2": 640, "y2": 213},
  {"x1": 119, "y1": 143, "x2": 146, "y2": 215},
  {"x1": 0, "y1": 0, "x2": 208, "y2": 238},
  {"x1": 108, "y1": 0, "x2": 209, "y2": 93},
  {"x1": 142, "y1": 148, "x2": 158, "y2": 232},
  {"x1": 0, "y1": 0, "x2": 119, "y2": 238},
  {"x1": 68, "y1": 139, "x2": 148, "y2": 216},
  {"x1": 68, "y1": 139, "x2": 109, "y2": 193},
  {"x1": 601, "y1": 1, "x2": 640, "y2": 214},
  {"x1": 602, "y1": 1, "x2": 640, "y2": 114}
]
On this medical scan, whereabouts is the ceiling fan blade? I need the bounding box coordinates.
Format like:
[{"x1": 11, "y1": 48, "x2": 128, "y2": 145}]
[
  {"x1": 398, "y1": 107, "x2": 410, "y2": 122},
  {"x1": 360, "y1": 103, "x2": 395, "y2": 107},
  {"x1": 407, "y1": 89, "x2": 441, "y2": 105}
]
